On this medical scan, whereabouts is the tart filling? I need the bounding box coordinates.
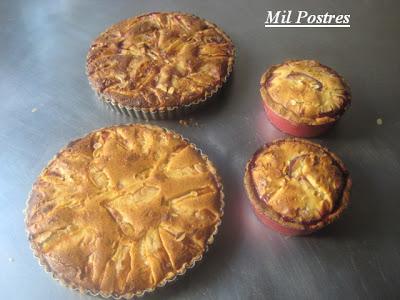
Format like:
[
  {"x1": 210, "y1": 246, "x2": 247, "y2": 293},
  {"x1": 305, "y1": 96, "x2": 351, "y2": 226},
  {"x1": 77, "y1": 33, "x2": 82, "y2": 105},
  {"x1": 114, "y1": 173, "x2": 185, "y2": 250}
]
[
  {"x1": 25, "y1": 124, "x2": 223, "y2": 297},
  {"x1": 260, "y1": 60, "x2": 351, "y2": 126},
  {"x1": 86, "y1": 12, "x2": 235, "y2": 110},
  {"x1": 245, "y1": 139, "x2": 351, "y2": 231}
]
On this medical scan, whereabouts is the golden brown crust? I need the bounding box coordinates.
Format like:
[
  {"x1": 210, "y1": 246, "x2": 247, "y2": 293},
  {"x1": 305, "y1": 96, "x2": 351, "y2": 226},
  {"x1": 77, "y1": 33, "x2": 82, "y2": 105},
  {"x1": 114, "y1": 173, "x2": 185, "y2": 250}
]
[
  {"x1": 86, "y1": 12, "x2": 235, "y2": 111},
  {"x1": 244, "y1": 138, "x2": 351, "y2": 231},
  {"x1": 260, "y1": 60, "x2": 351, "y2": 125},
  {"x1": 25, "y1": 124, "x2": 223, "y2": 298}
]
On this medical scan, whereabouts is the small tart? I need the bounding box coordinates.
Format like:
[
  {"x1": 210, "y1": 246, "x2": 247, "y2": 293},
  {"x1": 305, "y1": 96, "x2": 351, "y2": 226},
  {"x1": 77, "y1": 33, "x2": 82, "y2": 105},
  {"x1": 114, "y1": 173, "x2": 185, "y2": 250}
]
[
  {"x1": 86, "y1": 12, "x2": 235, "y2": 117},
  {"x1": 244, "y1": 138, "x2": 351, "y2": 235},
  {"x1": 25, "y1": 124, "x2": 224, "y2": 298},
  {"x1": 260, "y1": 60, "x2": 351, "y2": 136}
]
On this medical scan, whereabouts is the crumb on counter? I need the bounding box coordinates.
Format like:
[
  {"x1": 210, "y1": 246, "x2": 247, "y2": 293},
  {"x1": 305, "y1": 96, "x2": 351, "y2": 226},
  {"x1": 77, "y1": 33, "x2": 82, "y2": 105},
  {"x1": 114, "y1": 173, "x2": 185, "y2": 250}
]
[
  {"x1": 179, "y1": 119, "x2": 189, "y2": 126},
  {"x1": 31, "y1": 108, "x2": 37, "y2": 113},
  {"x1": 376, "y1": 118, "x2": 383, "y2": 125},
  {"x1": 179, "y1": 118, "x2": 199, "y2": 127},
  {"x1": 8, "y1": 257, "x2": 14, "y2": 262}
]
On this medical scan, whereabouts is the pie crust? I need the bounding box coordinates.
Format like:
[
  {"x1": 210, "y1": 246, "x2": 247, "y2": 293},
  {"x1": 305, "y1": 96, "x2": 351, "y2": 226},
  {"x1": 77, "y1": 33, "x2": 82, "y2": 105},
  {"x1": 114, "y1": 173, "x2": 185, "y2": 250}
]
[
  {"x1": 86, "y1": 12, "x2": 235, "y2": 119},
  {"x1": 25, "y1": 124, "x2": 224, "y2": 298},
  {"x1": 260, "y1": 60, "x2": 351, "y2": 137},
  {"x1": 244, "y1": 138, "x2": 351, "y2": 235}
]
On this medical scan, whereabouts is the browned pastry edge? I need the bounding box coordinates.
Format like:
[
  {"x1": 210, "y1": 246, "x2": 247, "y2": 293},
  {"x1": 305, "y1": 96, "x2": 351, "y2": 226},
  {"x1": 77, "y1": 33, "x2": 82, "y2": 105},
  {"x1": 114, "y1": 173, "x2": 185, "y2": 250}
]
[
  {"x1": 260, "y1": 59, "x2": 351, "y2": 126},
  {"x1": 86, "y1": 12, "x2": 235, "y2": 117},
  {"x1": 24, "y1": 124, "x2": 224, "y2": 299},
  {"x1": 244, "y1": 138, "x2": 352, "y2": 232}
]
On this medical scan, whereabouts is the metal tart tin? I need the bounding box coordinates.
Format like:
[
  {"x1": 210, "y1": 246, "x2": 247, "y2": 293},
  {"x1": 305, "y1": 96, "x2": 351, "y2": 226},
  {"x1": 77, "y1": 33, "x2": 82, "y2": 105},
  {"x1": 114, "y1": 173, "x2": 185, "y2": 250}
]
[
  {"x1": 91, "y1": 73, "x2": 233, "y2": 120},
  {"x1": 86, "y1": 12, "x2": 235, "y2": 120},
  {"x1": 25, "y1": 124, "x2": 225, "y2": 299}
]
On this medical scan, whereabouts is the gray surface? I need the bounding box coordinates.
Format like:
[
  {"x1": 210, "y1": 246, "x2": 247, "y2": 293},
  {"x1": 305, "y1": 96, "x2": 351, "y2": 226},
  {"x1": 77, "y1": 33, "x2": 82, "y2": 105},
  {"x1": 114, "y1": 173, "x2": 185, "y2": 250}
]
[{"x1": 1, "y1": 0, "x2": 400, "y2": 299}]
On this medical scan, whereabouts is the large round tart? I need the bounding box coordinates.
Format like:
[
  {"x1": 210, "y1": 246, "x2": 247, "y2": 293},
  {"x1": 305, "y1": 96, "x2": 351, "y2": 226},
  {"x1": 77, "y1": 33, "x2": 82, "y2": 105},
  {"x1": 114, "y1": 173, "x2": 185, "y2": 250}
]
[
  {"x1": 25, "y1": 124, "x2": 224, "y2": 298},
  {"x1": 86, "y1": 12, "x2": 235, "y2": 118},
  {"x1": 244, "y1": 138, "x2": 351, "y2": 235}
]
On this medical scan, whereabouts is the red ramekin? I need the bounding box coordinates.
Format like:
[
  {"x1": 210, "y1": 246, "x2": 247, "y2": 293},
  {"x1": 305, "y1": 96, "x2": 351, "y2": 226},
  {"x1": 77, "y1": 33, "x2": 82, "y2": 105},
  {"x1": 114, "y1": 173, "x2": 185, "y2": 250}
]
[
  {"x1": 260, "y1": 59, "x2": 351, "y2": 138},
  {"x1": 244, "y1": 138, "x2": 352, "y2": 236},
  {"x1": 264, "y1": 103, "x2": 336, "y2": 138}
]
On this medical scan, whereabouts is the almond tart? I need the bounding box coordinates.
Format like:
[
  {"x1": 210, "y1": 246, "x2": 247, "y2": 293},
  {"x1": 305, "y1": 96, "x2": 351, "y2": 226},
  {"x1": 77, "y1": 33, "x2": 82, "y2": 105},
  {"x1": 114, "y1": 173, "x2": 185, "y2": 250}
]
[
  {"x1": 260, "y1": 60, "x2": 351, "y2": 137},
  {"x1": 86, "y1": 12, "x2": 235, "y2": 119},
  {"x1": 25, "y1": 124, "x2": 224, "y2": 298},
  {"x1": 244, "y1": 138, "x2": 351, "y2": 235}
]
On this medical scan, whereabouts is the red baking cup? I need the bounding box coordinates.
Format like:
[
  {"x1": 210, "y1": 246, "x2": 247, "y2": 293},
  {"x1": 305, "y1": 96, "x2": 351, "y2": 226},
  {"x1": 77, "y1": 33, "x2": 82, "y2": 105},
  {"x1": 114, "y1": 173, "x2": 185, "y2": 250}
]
[
  {"x1": 252, "y1": 206, "x2": 314, "y2": 236},
  {"x1": 264, "y1": 104, "x2": 336, "y2": 138},
  {"x1": 244, "y1": 139, "x2": 352, "y2": 236}
]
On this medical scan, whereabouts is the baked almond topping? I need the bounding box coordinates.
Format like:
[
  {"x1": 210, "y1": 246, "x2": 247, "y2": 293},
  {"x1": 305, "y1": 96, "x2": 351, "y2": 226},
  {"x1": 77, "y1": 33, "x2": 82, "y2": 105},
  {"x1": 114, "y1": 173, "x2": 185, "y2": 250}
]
[
  {"x1": 26, "y1": 125, "x2": 223, "y2": 296},
  {"x1": 86, "y1": 12, "x2": 235, "y2": 109},
  {"x1": 249, "y1": 139, "x2": 345, "y2": 224},
  {"x1": 260, "y1": 60, "x2": 350, "y2": 125}
]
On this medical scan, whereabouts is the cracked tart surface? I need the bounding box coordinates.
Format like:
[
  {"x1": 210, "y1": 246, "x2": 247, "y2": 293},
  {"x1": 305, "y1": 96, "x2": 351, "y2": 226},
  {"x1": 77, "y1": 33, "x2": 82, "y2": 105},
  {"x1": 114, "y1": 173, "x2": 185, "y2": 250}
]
[
  {"x1": 260, "y1": 60, "x2": 351, "y2": 136},
  {"x1": 25, "y1": 124, "x2": 223, "y2": 297},
  {"x1": 244, "y1": 138, "x2": 351, "y2": 235},
  {"x1": 86, "y1": 12, "x2": 235, "y2": 113}
]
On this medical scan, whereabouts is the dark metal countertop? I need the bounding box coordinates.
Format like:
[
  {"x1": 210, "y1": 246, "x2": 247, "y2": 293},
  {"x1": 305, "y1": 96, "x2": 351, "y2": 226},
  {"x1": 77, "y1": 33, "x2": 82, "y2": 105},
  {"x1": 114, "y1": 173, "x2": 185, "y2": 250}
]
[{"x1": 1, "y1": 0, "x2": 399, "y2": 299}]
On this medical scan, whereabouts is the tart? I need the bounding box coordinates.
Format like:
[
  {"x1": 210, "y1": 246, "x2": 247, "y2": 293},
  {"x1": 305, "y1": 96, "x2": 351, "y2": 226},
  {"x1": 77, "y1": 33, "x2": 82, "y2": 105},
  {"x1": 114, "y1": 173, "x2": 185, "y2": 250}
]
[
  {"x1": 260, "y1": 60, "x2": 351, "y2": 137},
  {"x1": 25, "y1": 124, "x2": 224, "y2": 298},
  {"x1": 244, "y1": 138, "x2": 351, "y2": 235},
  {"x1": 86, "y1": 12, "x2": 235, "y2": 119}
]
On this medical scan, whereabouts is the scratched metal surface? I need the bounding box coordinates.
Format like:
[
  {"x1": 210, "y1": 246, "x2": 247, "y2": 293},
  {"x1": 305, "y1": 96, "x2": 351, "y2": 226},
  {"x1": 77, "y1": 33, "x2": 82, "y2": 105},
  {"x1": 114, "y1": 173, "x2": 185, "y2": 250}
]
[{"x1": 1, "y1": 0, "x2": 400, "y2": 299}]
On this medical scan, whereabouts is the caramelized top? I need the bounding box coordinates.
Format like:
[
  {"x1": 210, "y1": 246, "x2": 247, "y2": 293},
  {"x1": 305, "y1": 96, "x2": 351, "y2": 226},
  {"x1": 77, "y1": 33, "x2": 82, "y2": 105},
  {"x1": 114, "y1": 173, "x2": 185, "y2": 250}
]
[
  {"x1": 249, "y1": 139, "x2": 345, "y2": 224},
  {"x1": 260, "y1": 60, "x2": 350, "y2": 125},
  {"x1": 26, "y1": 124, "x2": 223, "y2": 297},
  {"x1": 87, "y1": 12, "x2": 235, "y2": 109}
]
